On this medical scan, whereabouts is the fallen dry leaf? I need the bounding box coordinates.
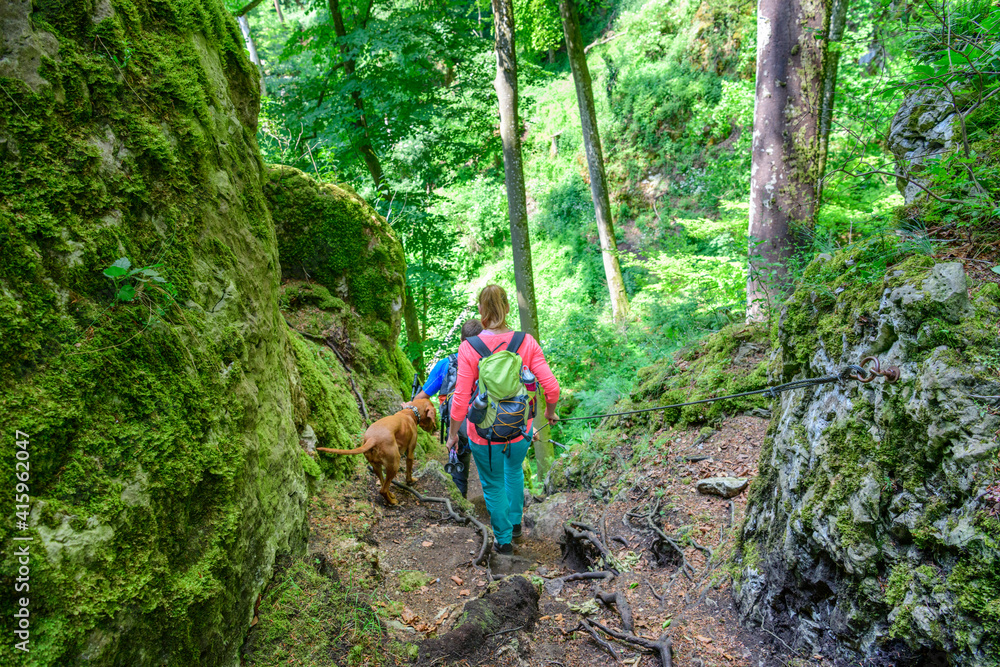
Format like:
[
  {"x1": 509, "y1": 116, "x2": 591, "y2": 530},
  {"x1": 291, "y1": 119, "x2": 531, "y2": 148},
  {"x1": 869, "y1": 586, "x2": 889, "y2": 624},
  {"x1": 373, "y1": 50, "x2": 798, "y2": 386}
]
[
  {"x1": 421, "y1": 540, "x2": 433, "y2": 547},
  {"x1": 451, "y1": 576, "x2": 464, "y2": 586},
  {"x1": 401, "y1": 607, "x2": 417, "y2": 624},
  {"x1": 458, "y1": 589, "x2": 470, "y2": 596},
  {"x1": 696, "y1": 634, "x2": 713, "y2": 644}
]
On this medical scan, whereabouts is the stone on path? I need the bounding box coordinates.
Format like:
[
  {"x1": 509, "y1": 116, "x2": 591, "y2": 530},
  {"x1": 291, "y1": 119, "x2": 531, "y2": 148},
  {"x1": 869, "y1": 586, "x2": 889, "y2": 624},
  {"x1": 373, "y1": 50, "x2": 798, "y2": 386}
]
[{"x1": 696, "y1": 477, "x2": 749, "y2": 498}]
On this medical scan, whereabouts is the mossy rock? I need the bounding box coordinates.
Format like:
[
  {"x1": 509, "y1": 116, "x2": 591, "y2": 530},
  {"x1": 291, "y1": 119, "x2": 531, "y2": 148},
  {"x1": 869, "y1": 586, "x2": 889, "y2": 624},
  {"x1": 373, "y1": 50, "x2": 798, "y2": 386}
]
[
  {"x1": 0, "y1": 1, "x2": 404, "y2": 664},
  {"x1": 265, "y1": 164, "x2": 406, "y2": 330},
  {"x1": 738, "y1": 254, "x2": 1000, "y2": 664}
]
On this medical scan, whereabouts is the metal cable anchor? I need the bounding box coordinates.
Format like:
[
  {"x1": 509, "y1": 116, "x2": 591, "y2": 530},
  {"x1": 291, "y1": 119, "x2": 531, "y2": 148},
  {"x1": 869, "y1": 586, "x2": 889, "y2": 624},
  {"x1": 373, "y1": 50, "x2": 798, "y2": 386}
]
[{"x1": 849, "y1": 356, "x2": 901, "y2": 383}]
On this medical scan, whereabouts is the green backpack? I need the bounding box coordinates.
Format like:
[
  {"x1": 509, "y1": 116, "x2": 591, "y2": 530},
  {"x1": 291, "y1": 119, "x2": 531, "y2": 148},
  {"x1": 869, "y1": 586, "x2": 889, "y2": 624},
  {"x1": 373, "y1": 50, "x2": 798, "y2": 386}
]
[{"x1": 466, "y1": 333, "x2": 535, "y2": 445}]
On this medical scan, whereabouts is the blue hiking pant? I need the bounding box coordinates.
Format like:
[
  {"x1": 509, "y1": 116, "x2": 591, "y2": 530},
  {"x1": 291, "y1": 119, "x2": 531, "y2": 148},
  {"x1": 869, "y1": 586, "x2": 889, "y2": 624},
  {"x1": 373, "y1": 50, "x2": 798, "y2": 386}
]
[{"x1": 470, "y1": 437, "x2": 531, "y2": 546}]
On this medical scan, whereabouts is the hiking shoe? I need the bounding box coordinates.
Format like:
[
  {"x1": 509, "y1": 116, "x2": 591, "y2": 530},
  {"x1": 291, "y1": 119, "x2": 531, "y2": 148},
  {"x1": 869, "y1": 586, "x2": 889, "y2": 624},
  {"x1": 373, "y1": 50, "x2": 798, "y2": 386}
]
[
  {"x1": 494, "y1": 542, "x2": 513, "y2": 555},
  {"x1": 511, "y1": 523, "x2": 522, "y2": 538}
]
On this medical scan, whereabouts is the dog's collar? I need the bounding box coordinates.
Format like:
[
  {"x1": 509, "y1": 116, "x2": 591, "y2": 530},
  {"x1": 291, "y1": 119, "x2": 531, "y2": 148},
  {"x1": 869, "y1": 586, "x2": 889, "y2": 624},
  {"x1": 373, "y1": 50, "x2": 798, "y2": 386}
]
[{"x1": 405, "y1": 405, "x2": 420, "y2": 422}]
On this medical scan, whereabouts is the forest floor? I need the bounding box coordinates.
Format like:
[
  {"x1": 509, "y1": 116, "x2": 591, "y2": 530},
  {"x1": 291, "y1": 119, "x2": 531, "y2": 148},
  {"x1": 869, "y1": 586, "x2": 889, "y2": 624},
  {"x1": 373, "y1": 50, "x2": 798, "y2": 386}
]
[{"x1": 250, "y1": 414, "x2": 829, "y2": 667}]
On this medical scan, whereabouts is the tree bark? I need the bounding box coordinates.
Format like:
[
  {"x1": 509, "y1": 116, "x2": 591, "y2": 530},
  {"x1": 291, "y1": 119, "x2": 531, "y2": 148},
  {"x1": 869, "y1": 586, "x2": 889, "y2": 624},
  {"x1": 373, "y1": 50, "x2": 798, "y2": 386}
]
[
  {"x1": 328, "y1": 0, "x2": 387, "y2": 193},
  {"x1": 237, "y1": 15, "x2": 266, "y2": 96},
  {"x1": 816, "y1": 0, "x2": 850, "y2": 200},
  {"x1": 746, "y1": 0, "x2": 833, "y2": 322},
  {"x1": 559, "y1": 0, "x2": 630, "y2": 324},
  {"x1": 492, "y1": 0, "x2": 540, "y2": 340},
  {"x1": 403, "y1": 285, "x2": 425, "y2": 380},
  {"x1": 273, "y1": 0, "x2": 285, "y2": 22}
]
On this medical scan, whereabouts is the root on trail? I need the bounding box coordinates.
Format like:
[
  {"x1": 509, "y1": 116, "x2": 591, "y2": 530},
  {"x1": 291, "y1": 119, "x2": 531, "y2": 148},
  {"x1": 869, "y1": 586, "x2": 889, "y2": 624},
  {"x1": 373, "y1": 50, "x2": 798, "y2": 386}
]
[
  {"x1": 418, "y1": 575, "x2": 540, "y2": 665},
  {"x1": 589, "y1": 618, "x2": 673, "y2": 667},
  {"x1": 625, "y1": 498, "x2": 696, "y2": 579},
  {"x1": 576, "y1": 618, "x2": 621, "y2": 662},
  {"x1": 565, "y1": 522, "x2": 620, "y2": 574},
  {"x1": 595, "y1": 590, "x2": 634, "y2": 633},
  {"x1": 390, "y1": 479, "x2": 491, "y2": 567}
]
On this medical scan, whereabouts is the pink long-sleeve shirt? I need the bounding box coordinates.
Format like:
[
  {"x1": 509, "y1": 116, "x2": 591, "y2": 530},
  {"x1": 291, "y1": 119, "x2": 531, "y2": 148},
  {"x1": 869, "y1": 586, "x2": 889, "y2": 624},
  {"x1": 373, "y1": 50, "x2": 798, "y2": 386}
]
[{"x1": 450, "y1": 331, "x2": 560, "y2": 446}]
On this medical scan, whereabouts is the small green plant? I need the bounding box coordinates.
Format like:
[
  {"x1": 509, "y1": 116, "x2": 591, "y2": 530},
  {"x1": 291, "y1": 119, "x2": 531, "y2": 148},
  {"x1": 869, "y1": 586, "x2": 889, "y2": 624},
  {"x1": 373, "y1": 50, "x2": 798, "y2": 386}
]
[
  {"x1": 101, "y1": 39, "x2": 134, "y2": 70},
  {"x1": 102, "y1": 257, "x2": 177, "y2": 310}
]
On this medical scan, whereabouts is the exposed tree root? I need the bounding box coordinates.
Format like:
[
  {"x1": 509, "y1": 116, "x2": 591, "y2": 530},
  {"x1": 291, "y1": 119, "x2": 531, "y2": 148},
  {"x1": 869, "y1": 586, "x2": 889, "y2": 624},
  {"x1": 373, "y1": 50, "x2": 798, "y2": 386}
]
[
  {"x1": 588, "y1": 619, "x2": 673, "y2": 667},
  {"x1": 544, "y1": 571, "x2": 616, "y2": 587},
  {"x1": 625, "y1": 499, "x2": 696, "y2": 579},
  {"x1": 576, "y1": 618, "x2": 621, "y2": 662},
  {"x1": 595, "y1": 590, "x2": 635, "y2": 633},
  {"x1": 566, "y1": 522, "x2": 620, "y2": 574}
]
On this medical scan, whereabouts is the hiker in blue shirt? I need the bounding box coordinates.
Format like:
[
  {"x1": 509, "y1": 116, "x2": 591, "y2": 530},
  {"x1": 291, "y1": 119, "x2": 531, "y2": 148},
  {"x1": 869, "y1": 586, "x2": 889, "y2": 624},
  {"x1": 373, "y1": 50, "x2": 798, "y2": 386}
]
[{"x1": 414, "y1": 318, "x2": 484, "y2": 497}]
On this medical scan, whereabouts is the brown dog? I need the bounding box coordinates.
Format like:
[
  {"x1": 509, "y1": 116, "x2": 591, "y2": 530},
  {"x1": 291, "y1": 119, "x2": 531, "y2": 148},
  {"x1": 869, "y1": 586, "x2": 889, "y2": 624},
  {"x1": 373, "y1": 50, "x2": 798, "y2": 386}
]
[{"x1": 317, "y1": 398, "x2": 436, "y2": 505}]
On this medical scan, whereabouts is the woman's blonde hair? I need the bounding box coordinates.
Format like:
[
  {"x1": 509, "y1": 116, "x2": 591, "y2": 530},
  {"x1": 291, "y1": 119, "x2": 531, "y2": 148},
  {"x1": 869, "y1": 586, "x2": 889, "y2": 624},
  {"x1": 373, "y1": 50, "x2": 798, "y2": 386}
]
[{"x1": 478, "y1": 284, "x2": 510, "y2": 330}]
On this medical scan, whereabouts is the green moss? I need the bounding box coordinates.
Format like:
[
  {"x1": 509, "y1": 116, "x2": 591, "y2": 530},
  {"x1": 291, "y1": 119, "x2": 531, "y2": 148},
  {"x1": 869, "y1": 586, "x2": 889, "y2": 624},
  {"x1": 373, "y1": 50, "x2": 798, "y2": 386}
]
[
  {"x1": 265, "y1": 165, "x2": 405, "y2": 323},
  {"x1": 398, "y1": 570, "x2": 434, "y2": 592},
  {"x1": 300, "y1": 450, "x2": 323, "y2": 479},
  {"x1": 289, "y1": 333, "x2": 363, "y2": 480},
  {"x1": 0, "y1": 0, "x2": 314, "y2": 663},
  {"x1": 629, "y1": 322, "x2": 771, "y2": 428}
]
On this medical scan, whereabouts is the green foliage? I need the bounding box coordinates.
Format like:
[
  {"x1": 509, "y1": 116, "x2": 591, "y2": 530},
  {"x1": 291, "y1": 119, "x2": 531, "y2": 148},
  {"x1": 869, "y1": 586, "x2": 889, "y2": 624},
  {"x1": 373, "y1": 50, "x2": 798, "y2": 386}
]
[{"x1": 101, "y1": 256, "x2": 178, "y2": 310}]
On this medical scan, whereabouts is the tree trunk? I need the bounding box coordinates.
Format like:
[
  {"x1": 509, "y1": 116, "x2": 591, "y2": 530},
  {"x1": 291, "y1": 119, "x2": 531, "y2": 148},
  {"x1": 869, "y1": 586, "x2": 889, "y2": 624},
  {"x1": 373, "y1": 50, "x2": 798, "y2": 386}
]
[
  {"x1": 403, "y1": 285, "x2": 425, "y2": 380},
  {"x1": 236, "y1": 15, "x2": 266, "y2": 96},
  {"x1": 492, "y1": 0, "x2": 540, "y2": 340},
  {"x1": 328, "y1": 0, "x2": 387, "y2": 193},
  {"x1": 816, "y1": 0, "x2": 850, "y2": 200},
  {"x1": 273, "y1": 0, "x2": 285, "y2": 22},
  {"x1": 746, "y1": 0, "x2": 833, "y2": 322},
  {"x1": 559, "y1": 0, "x2": 630, "y2": 324}
]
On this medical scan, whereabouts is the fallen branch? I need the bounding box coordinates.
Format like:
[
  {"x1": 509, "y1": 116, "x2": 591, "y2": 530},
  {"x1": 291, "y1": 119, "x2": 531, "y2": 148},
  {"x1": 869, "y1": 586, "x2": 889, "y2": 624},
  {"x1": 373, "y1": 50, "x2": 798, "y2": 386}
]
[
  {"x1": 584, "y1": 30, "x2": 625, "y2": 53},
  {"x1": 390, "y1": 480, "x2": 491, "y2": 566}
]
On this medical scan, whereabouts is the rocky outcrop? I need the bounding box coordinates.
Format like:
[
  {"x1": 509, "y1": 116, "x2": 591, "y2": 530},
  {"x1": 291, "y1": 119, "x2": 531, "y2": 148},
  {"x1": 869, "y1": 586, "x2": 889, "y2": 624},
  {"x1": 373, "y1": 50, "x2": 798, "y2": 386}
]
[
  {"x1": 736, "y1": 252, "x2": 1000, "y2": 665},
  {"x1": 0, "y1": 2, "x2": 411, "y2": 665},
  {"x1": 887, "y1": 89, "x2": 960, "y2": 203}
]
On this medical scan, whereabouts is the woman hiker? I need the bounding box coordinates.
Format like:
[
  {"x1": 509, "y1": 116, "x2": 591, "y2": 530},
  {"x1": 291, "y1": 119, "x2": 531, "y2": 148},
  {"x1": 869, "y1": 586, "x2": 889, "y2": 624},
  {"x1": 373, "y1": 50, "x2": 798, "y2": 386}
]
[{"x1": 446, "y1": 285, "x2": 560, "y2": 555}]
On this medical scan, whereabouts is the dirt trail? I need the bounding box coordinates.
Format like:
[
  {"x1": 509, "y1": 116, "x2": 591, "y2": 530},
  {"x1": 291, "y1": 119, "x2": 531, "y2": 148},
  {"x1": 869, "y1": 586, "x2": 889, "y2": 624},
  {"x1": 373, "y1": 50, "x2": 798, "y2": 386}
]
[{"x1": 316, "y1": 415, "x2": 815, "y2": 667}]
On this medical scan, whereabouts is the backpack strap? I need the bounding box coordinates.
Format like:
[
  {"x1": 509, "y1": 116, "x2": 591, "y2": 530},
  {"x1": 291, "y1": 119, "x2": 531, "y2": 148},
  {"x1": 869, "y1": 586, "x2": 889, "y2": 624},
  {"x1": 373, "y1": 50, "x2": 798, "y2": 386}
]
[
  {"x1": 506, "y1": 331, "x2": 526, "y2": 354},
  {"x1": 466, "y1": 335, "x2": 492, "y2": 359}
]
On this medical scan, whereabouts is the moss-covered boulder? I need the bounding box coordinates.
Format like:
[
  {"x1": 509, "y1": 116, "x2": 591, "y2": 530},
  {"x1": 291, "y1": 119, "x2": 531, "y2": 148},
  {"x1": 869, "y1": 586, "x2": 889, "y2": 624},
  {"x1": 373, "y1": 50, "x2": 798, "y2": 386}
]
[
  {"x1": 1, "y1": 1, "x2": 328, "y2": 664},
  {"x1": 265, "y1": 164, "x2": 405, "y2": 334},
  {"x1": 736, "y1": 250, "x2": 1000, "y2": 666}
]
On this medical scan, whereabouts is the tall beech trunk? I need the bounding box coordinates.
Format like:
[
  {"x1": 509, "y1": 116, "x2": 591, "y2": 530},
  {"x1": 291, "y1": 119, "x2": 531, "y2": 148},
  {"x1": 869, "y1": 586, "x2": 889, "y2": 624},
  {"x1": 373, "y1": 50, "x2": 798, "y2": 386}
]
[
  {"x1": 328, "y1": 0, "x2": 386, "y2": 193},
  {"x1": 816, "y1": 0, "x2": 850, "y2": 199},
  {"x1": 236, "y1": 15, "x2": 266, "y2": 96},
  {"x1": 492, "y1": 0, "x2": 539, "y2": 340},
  {"x1": 746, "y1": 0, "x2": 839, "y2": 321},
  {"x1": 559, "y1": 0, "x2": 629, "y2": 324},
  {"x1": 403, "y1": 286, "x2": 425, "y2": 380}
]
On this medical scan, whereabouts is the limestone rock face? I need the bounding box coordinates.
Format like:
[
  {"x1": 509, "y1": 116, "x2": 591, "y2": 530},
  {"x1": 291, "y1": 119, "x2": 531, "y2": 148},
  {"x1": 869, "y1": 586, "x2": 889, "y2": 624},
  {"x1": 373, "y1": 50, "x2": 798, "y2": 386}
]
[
  {"x1": 737, "y1": 254, "x2": 1000, "y2": 665},
  {"x1": 0, "y1": 2, "x2": 402, "y2": 665},
  {"x1": 887, "y1": 89, "x2": 960, "y2": 203}
]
